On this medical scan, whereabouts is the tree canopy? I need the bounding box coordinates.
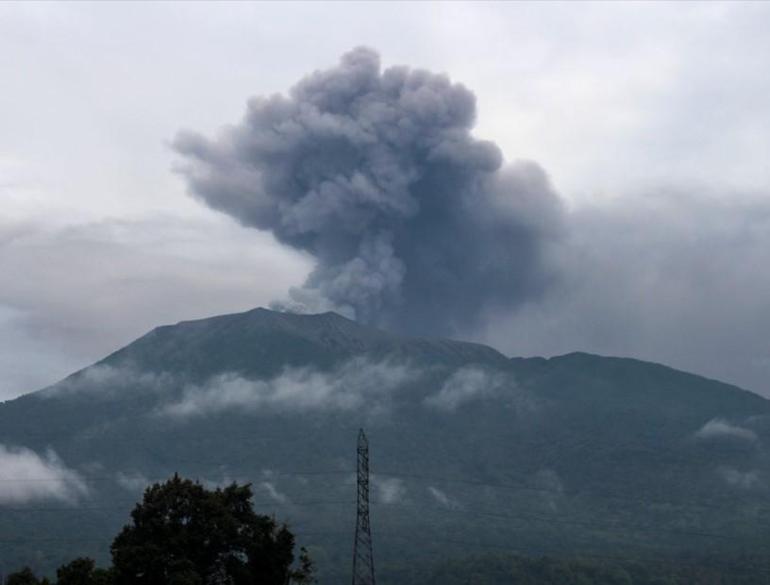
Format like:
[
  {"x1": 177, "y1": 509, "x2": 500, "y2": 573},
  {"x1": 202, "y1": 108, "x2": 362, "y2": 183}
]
[
  {"x1": 5, "y1": 475, "x2": 313, "y2": 585},
  {"x1": 111, "y1": 474, "x2": 312, "y2": 585}
]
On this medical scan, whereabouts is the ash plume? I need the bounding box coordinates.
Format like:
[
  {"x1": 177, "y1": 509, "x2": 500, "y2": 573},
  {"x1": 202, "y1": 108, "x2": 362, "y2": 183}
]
[{"x1": 174, "y1": 48, "x2": 563, "y2": 336}]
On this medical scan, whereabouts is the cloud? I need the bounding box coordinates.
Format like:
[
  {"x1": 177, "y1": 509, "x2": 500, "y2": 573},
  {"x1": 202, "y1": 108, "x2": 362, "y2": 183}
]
[
  {"x1": 4, "y1": 10, "x2": 770, "y2": 411},
  {"x1": 115, "y1": 471, "x2": 151, "y2": 492},
  {"x1": 259, "y1": 481, "x2": 289, "y2": 504},
  {"x1": 0, "y1": 214, "x2": 307, "y2": 400},
  {"x1": 373, "y1": 476, "x2": 405, "y2": 505},
  {"x1": 0, "y1": 445, "x2": 87, "y2": 504},
  {"x1": 4, "y1": 3, "x2": 770, "y2": 410},
  {"x1": 42, "y1": 363, "x2": 175, "y2": 398},
  {"x1": 484, "y1": 191, "x2": 770, "y2": 396},
  {"x1": 424, "y1": 366, "x2": 528, "y2": 412},
  {"x1": 718, "y1": 467, "x2": 761, "y2": 490},
  {"x1": 424, "y1": 366, "x2": 503, "y2": 411},
  {"x1": 174, "y1": 47, "x2": 563, "y2": 337},
  {"x1": 427, "y1": 486, "x2": 460, "y2": 509},
  {"x1": 161, "y1": 357, "x2": 420, "y2": 418},
  {"x1": 695, "y1": 419, "x2": 758, "y2": 443}
]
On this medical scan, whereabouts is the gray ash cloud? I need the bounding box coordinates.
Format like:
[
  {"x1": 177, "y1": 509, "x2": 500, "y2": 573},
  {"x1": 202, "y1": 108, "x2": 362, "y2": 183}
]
[{"x1": 173, "y1": 48, "x2": 563, "y2": 336}]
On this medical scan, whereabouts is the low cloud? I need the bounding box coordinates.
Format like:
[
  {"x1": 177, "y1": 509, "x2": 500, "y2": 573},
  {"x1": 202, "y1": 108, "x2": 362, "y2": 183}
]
[
  {"x1": 427, "y1": 486, "x2": 460, "y2": 509},
  {"x1": 161, "y1": 358, "x2": 420, "y2": 418},
  {"x1": 259, "y1": 481, "x2": 289, "y2": 504},
  {"x1": 43, "y1": 364, "x2": 175, "y2": 398},
  {"x1": 373, "y1": 476, "x2": 406, "y2": 505},
  {"x1": 695, "y1": 418, "x2": 758, "y2": 443},
  {"x1": 115, "y1": 471, "x2": 151, "y2": 492},
  {"x1": 0, "y1": 445, "x2": 87, "y2": 504},
  {"x1": 424, "y1": 366, "x2": 516, "y2": 412},
  {"x1": 718, "y1": 467, "x2": 761, "y2": 490}
]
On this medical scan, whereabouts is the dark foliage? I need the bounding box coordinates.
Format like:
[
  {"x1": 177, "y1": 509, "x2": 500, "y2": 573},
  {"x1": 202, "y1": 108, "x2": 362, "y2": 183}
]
[
  {"x1": 380, "y1": 553, "x2": 770, "y2": 585},
  {"x1": 5, "y1": 567, "x2": 49, "y2": 585},
  {"x1": 110, "y1": 474, "x2": 312, "y2": 585},
  {"x1": 56, "y1": 558, "x2": 112, "y2": 585},
  {"x1": 4, "y1": 475, "x2": 313, "y2": 585}
]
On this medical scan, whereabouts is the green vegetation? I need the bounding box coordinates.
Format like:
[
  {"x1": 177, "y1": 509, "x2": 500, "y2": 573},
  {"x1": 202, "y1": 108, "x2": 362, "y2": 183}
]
[
  {"x1": 4, "y1": 475, "x2": 313, "y2": 585},
  {"x1": 0, "y1": 309, "x2": 769, "y2": 580},
  {"x1": 382, "y1": 553, "x2": 770, "y2": 585}
]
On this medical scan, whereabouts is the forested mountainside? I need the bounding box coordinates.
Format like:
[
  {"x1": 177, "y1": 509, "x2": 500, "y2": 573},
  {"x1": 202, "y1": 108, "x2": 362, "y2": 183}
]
[{"x1": 1, "y1": 308, "x2": 769, "y2": 582}]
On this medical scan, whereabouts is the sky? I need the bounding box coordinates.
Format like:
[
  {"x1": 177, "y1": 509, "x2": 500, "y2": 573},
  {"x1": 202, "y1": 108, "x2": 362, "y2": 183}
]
[{"x1": 1, "y1": 1, "x2": 770, "y2": 399}]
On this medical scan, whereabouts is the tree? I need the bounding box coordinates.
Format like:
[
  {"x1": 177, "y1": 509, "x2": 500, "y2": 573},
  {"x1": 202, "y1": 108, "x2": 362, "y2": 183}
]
[
  {"x1": 56, "y1": 558, "x2": 112, "y2": 585},
  {"x1": 5, "y1": 568, "x2": 45, "y2": 585},
  {"x1": 110, "y1": 474, "x2": 313, "y2": 585}
]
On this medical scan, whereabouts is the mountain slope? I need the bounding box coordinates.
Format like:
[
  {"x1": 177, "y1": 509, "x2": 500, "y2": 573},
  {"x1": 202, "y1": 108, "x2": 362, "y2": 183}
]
[
  {"x1": 0, "y1": 308, "x2": 769, "y2": 581},
  {"x1": 100, "y1": 308, "x2": 509, "y2": 375}
]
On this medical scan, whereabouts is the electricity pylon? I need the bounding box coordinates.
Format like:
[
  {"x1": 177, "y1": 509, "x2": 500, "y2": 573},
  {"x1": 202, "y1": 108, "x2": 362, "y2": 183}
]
[{"x1": 352, "y1": 428, "x2": 376, "y2": 585}]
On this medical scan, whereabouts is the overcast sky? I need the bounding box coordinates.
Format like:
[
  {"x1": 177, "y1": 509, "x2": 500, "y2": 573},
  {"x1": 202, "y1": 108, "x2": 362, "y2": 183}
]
[{"x1": 2, "y1": 1, "x2": 770, "y2": 399}]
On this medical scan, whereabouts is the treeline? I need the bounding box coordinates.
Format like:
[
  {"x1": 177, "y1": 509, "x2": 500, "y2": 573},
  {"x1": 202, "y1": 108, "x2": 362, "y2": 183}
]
[
  {"x1": 381, "y1": 553, "x2": 770, "y2": 585},
  {"x1": 20, "y1": 551, "x2": 769, "y2": 585},
  {"x1": 5, "y1": 475, "x2": 313, "y2": 585},
  {"x1": 7, "y1": 559, "x2": 109, "y2": 585},
  {"x1": 7, "y1": 475, "x2": 770, "y2": 585}
]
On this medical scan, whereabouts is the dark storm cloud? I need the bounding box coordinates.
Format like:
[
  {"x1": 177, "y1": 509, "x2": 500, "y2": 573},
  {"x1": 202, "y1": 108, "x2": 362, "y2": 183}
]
[{"x1": 173, "y1": 48, "x2": 562, "y2": 336}]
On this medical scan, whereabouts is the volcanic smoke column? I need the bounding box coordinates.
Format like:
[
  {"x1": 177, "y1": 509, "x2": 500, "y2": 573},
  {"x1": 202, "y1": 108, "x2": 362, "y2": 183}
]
[{"x1": 174, "y1": 48, "x2": 563, "y2": 336}]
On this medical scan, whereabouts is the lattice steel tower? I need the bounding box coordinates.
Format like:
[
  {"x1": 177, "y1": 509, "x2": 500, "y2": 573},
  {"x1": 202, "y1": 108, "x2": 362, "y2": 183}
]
[{"x1": 352, "y1": 428, "x2": 376, "y2": 585}]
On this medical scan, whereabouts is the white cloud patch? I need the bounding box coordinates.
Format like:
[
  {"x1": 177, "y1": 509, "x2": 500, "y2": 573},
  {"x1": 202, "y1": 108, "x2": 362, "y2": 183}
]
[
  {"x1": 718, "y1": 467, "x2": 761, "y2": 490},
  {"x1": 695, "y1": 419, "x2": 758, "y2": 443},
  {"x1": 115, "y1": 471, "x2": 151, "y2": 492},
  {"x1": 259, "y1": 481, "x2": 289, "y2": 504},
  {"x1": 424, "y1": 366, "x2": 513, "y2": 412},
  {"x1": 0, "y1": 445, "x2": 87, "y2": 504},
  {"x1": 373, "y1": 476, "x2": 405, "y2": 505},
  {"x1": 427, "y1": 486, "x2": 460, "y2": 509},
  {"x1": 42, "y1": 364, "x2": 175, "y2": 398},
  {"x1": 197, "y1": 475, "x2": 240, "y2": 491},
  {"x1": 160, "y1": 358, "x2": 420, "y2": 418}
]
